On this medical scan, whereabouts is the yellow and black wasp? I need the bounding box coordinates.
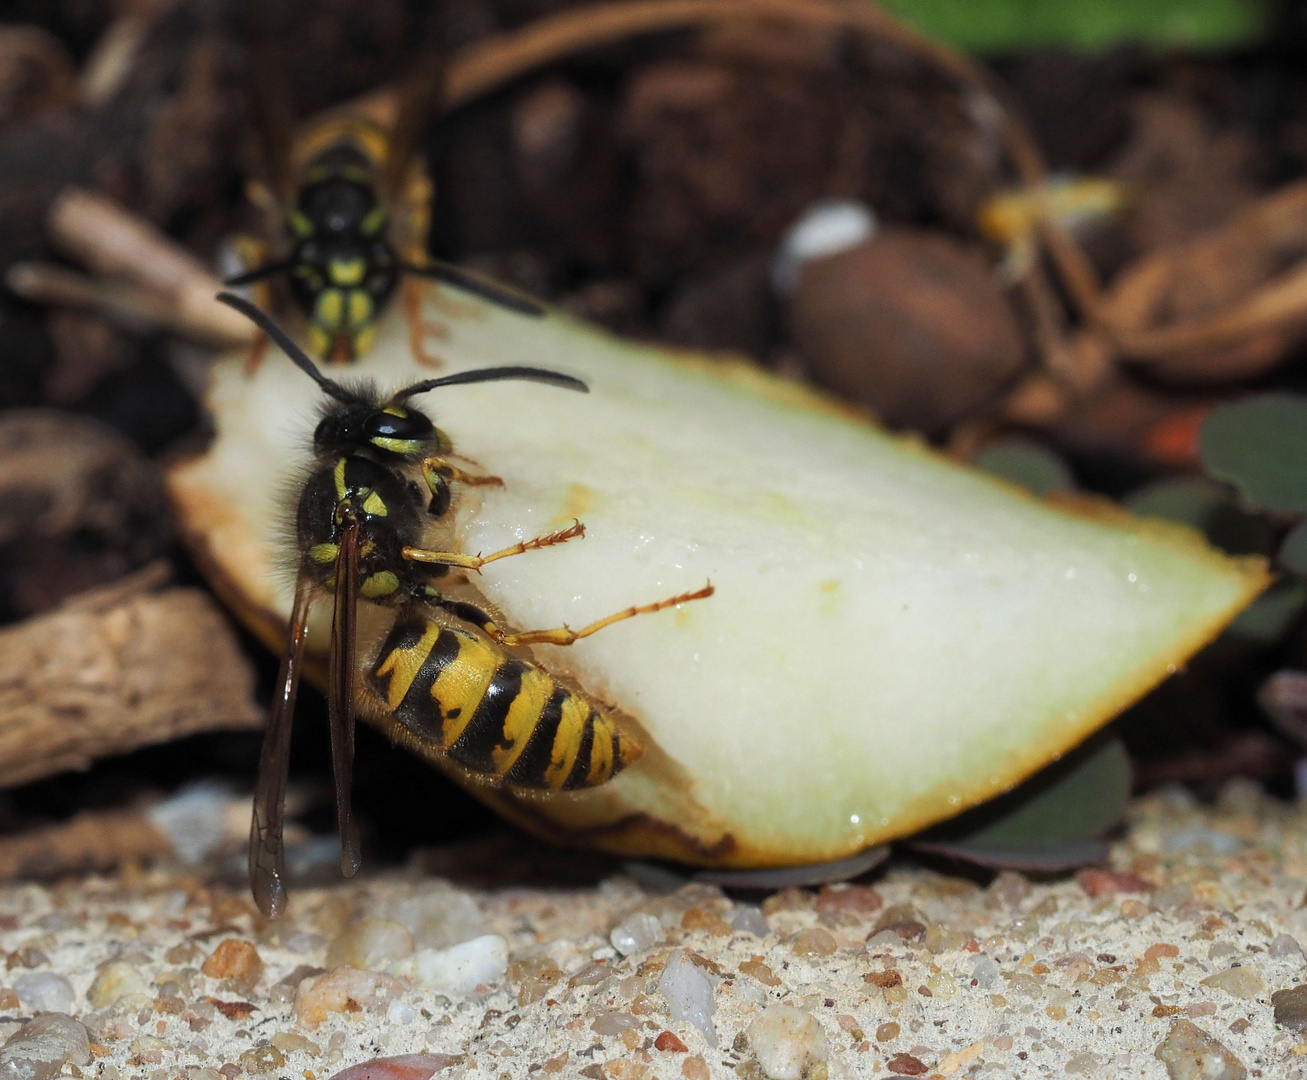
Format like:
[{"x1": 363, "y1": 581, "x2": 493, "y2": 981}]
[
  {"x1": 230, "y1": 40, "x2": 543, "y2": 368},
  {"x1": 215, "y1": 294, "x2": 712, "y2": 917}
]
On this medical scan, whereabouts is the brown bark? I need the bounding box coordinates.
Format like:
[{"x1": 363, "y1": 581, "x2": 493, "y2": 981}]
[{"x1": 0, "y1": 566, "x2": 263, "y2": 789}]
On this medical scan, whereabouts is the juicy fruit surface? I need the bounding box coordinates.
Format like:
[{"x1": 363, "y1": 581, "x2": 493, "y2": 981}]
[{"x1": 168, "y1": 287, "x2": 1266, "y2": 866}]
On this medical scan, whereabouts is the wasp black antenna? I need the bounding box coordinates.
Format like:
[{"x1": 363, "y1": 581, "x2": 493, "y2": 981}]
[
  {"x1": 217, "y1": 292, "x2": 353, "y2": 402},
  {"x1": 399, "y1": 367, "x2": 588, "y2": 399}
]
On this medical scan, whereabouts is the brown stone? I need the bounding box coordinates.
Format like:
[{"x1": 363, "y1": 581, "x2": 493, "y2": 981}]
[{"x1": 788, "y1": 229, "x2": 1025, "y2": 435}]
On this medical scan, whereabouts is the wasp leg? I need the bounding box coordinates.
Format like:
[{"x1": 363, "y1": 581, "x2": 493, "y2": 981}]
[
  {"x1": 243, "y1": 330, "x2": 270, "y2": 375},
  {"x1": 403, "y1": 279, "x2": 446, "y2": 369},
  {"x1": 430, "y1": 583, "x2": 715, "y2": 647},
  {"x1": 422, "y1": 456, "x2": 503, "y2": 490},
  {"x1": 402, "y1": 520, "x2": 584, "y2": 572},
  {"x1": 421, "y1": 456, "x2": 504, "y2": 518}
]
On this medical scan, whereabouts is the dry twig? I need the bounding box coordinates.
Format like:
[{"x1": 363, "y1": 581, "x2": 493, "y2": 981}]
[{"x1": 0, "y1": 565, "x2": 262, "y2": 789}]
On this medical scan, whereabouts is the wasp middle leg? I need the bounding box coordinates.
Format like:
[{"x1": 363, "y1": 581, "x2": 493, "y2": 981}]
[
  {"x1": 402, "y1": 520, "x2": 584, "y2": 572},
  {"x1": 403, "y1": 279, "x2": 446, "y2": 369}
]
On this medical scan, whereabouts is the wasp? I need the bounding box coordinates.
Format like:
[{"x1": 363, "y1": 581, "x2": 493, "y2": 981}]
[
  {"x1": 229, "y1": 41, "x2": 543, "y2": 368},
  {"x1": 215, "y1": 294, "x2": 713, "y2": 917}
]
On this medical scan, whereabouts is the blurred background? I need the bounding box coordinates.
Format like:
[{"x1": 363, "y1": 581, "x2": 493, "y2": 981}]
[{"x1": 4, "y1": 0, "x2": 1307, "y2": 877}]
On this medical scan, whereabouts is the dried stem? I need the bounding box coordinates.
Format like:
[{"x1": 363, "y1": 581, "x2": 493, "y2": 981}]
[{"x1": 0, "y1": 565, "x2": 263, "y2": 790}]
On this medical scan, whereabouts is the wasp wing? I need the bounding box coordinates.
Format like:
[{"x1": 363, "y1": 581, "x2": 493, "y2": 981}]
[
  {"x1": 399, "y1": 259, "x2": 546, "y2": 317},
  {"x1": 330, "y1": 518, "x2": 363, "y2": 878},
  {"x1": 379, "y1": 36, "x2": 445, "y2": 204},
  {"x1": 249, "y1": 575, "x2": 314, "y2": 919}
]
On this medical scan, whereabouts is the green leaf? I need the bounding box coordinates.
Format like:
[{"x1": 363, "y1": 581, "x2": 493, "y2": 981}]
[
  {"x1": 973, "y1": 438, "x2": 1075, "y2": 497},
  {"x1": 1279, "y1": 519, "x2": 1307, "y2": 576},
  {"x1": 876, "y1": 0, "x2": 1270, "y2": 53},
  {"x1": 920, "y1": 736, "x2": 1131, "y2": 847},
  {"x1": 1125, "y1": 476, "x2": 1272, "y2": 556},
  {"x1": 1227, "y1": 579, "x2": 1307, "y2": 644},
  {"x1": 1199, "y1": 394, "x2": 1307, "y2": 516}
]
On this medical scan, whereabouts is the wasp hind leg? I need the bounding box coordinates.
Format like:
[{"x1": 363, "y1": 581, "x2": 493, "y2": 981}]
[
  {"x1": 402, "y1": 520, "x2": 585, "y2": 572},
  {"x1": 430, "y1": 583, "x2": 714, "y2": 647},
  {"x1": 403, "y1": 279, "x2": 446, "y2": 369}
]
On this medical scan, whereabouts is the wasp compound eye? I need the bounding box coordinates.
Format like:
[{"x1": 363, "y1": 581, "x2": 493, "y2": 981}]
[{"x1": 364, "y1": 409, "x2": 433, "y2": 441}]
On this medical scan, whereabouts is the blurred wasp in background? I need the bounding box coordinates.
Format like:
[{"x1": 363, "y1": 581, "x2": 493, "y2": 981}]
[{"x1": 229, "y1": 24, "x2": 544, "y2": 369}]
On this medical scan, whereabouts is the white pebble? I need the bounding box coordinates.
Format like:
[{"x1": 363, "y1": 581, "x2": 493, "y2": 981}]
[
  {"x1": 728, "y1": 905, "x2": 769, "y2": 937},
  {"x1": 970, "y1": 955, "x2": 1000, "y2": 989},
  {"x1": 656, "y1": 949, "x2": 717, "y2": 1048},
  {"x1": 771, "y1": 199, "x2": 877, "y2": 296},
  {"x1": 145, "y1": 781, "x2": 239, "y2": 864},
  {"x1": 1270, "y1": 934, "x2": 1303, "y2": 960},
  {"x1": 12, "y1": 974, "x2": 75, "y2": 1014},
  {"x1": 327, "y1": 919, "x2": 415, "y2": 970},
  {"x1": 591, "y1": 946, "x2": 617, "y2": 962},
  {"x1": 388, "y1": 935, "x2": 508, "y2": 996},
  {"x1": 747, "y1": 1004, "x2": 828, "y2": 1080},
  {"x1": 732, "y1": 979, "x2": 768, "y2": 1007},
  {"x1": 383, "y1": 887, "x2": 484, "y2": 949},
  {"x1": 1161, "y1": 826, "x2": 1244, "y2": 854},
  {"x1": 610, "y1": 913, "x2": 663, "y2": 956},
  {"x1": 386, "y1": 1001, "x2": 417, "y2": 1025}
]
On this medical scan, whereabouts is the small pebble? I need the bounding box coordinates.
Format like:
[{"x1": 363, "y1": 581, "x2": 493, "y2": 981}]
[
  {"x1": 789, "y1": 928, "x2": 836, "y2": 958},
  {"x1": 728, "y1": 905, "x2": 769, "y2": 937},
  {"x1": 324, "y1": 1056, "x2": 455, "y2": 1080},
  {"x1": 886, "y1": 1052, "x2": 928, "y2": 1076},
  {"x1": 1199, "y1": 967, "x2": 1265, "y2": 1000},
  {"x1": 201, "y1": 940, "x2": 263, "y2": 994},
  {"x1": 269, "y1": 1032, "x2": 320, "y2": 1057},
  {"x1": 387, "y1": 935, "x2": 508, "y2": 996},
  {"x1": 238, "y1": 1044, "x2": 285, "y2": 1075},
  {"x1": 591, "y1": 1012, "x2": 639, "y2": 1037},
  {"x1": 0, "y1": 1014, "x2": 91, "y2": 1080},
  {"x1": 386, "y1": 1001, "x2": 417, "y2": 1025},
  {"x1": 610, "y1": 913, "x2": 663, "y2": 956},
  {"x1": 1161, "y1": 827, "x2": 1243, "y2": 854},
  {"x1": 657, "y1": 950, "x2": 717, "y2": 1048},
  {"x1": 747, "y1": 1004, "x2": 827, "y2": 1080},
  {"x1": 11, "y1": 974, "x2": 74, "y2": 1015},
  {"x1": 1270, "y1": 934, "x2": 1303, "y2": 960},
  {"x1": 970, "y1": 955, "x2": 1000, "y2": 989},
  {"x1": 328, "y1": 920, "x2": 415, "y2": 970},
  {"x1": 87, "y1": 961, "x2": 150, "y2": 1008},
  {"x1": 1272, "y1": 984, "x2": 1307, "y2": 1030},
  {"x1": 1154, "y1": 1019, "x2": 1246, "y2": 1080},
  {"x1": 295, "y1": 969, "x2": 404, "y2": 1027},
  {"x1": 382, "y1": 888, "x2": 483, "y2": 950},
  {"x1": 655, "y1": 1031, "x2": 688, "y2": 1052}
]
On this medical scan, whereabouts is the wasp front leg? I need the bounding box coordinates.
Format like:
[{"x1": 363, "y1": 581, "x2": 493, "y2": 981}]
[
  {"x1": 430, "y1": 583, "x2": 715, "y2": 646},
  {"x1": 403, "y1": 520, "x2": 584, "y2": 571},
  {"x1": 421, "y1": 456, "x2": 503, "y2": 518}
]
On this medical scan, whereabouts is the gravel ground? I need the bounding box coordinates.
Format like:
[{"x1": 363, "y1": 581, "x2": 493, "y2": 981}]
[{"x1": 2, "y1": 779, "x2": 1307, "y2": 1080}]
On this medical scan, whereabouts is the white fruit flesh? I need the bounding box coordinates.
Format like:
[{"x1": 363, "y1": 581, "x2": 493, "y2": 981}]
[{"x1": 168, "y1": 288, "x2": 1267, "y2": 866}]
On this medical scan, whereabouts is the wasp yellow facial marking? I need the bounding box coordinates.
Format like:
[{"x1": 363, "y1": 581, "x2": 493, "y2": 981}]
[
  {"x1": 361, "y1": 570, "x2": 399, "y2": 598},
  {"x1": 347, "y1": 290, "x2": 372, "y2": 329},
  {"x1": 490, "y1": 667, "x2": 555, "y2": 775},
  {"x1": 544, "y1": 694, "x2": 591, "y2": 789},
  {"x1": 329, "y1": 258, "x2": 366, "y2": 286},
  {"x1": 374, "y1": 622, "x2": 441, "y2": 709},
  {"x1": 430, "y1": 632, "x2": 499, "y2": 747},
  {"x1": 316, "y1": 289, "x2": 345, "y2": 329},
  {"x1": 361, "y1": 490, "x2": 387, "y2": 517},
  {"x1": 360, "y1": 205, "x2": 387, "y2": 235},
  {"x1": 372, "y1": 437, "x2": 422, "y2": 455},
  {"x1": 309, "y1": 543, "x2": 339, "y2": 564},
  {"x1": 333, "y1": 458, "x2": 348, "y2": 500},
  {"x1": 288, "y1": 209, "x2": 314, "y2": 238}
]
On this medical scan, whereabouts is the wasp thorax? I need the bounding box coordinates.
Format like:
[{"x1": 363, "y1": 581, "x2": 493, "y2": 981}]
[{"x1": 313, "y1": 403, "x2": 435, "y2": 457}]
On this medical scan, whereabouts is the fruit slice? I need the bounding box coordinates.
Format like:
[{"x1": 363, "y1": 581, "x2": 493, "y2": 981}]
[{"x1": 167, "y1": 289, "x2": 1267, "y2": 867}]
